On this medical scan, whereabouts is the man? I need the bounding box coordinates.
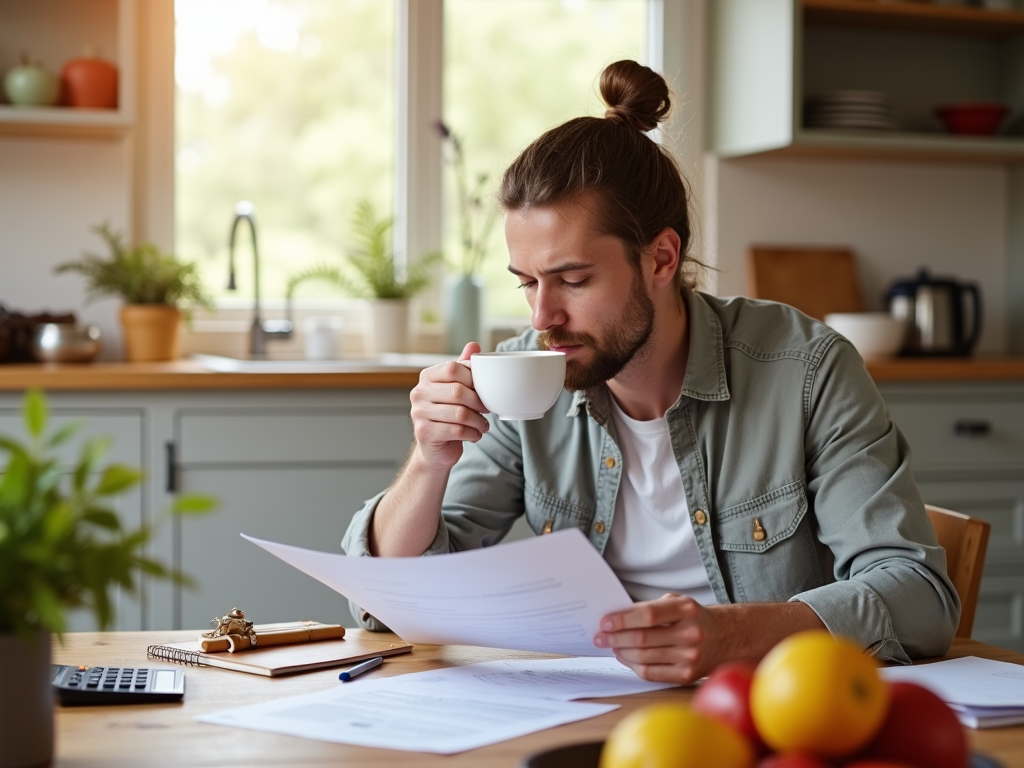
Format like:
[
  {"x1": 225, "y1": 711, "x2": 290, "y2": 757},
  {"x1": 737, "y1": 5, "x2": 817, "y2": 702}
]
[{"x1": 342, "y1": 60, "x2": 959, "y2": 683}]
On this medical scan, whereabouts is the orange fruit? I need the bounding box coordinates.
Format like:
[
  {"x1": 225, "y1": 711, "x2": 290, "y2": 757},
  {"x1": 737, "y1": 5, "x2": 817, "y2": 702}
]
[
  {"x1": 750, "y1": 630, "x2": 889, "y2": 759},
  {"x1": 600, "y1": 703, "x2": 754, "y2": 768}
]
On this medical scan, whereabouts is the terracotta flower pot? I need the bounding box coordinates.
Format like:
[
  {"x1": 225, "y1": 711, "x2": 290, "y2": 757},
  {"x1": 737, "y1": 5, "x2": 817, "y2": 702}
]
[
  {"x1": 120, "y1": 305, "x2": 182, "y2": 362},
  {"x1": 0, "y1": 632, "x2": 52, "y2": 768}
]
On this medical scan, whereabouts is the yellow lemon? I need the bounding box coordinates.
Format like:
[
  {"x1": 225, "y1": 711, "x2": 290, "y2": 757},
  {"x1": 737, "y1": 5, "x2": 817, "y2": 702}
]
[
  {"x1": 600, "y1": 703, "x2": 754, "y2": 768},
  {"x1": 750, "y1": 630, "x2": 889, "y2": 759}
]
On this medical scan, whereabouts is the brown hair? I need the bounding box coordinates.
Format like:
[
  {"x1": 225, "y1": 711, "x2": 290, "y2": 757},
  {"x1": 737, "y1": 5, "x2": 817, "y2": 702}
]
[{"x1": 500, "y1": 59, "x2": 698, "y2": 293}]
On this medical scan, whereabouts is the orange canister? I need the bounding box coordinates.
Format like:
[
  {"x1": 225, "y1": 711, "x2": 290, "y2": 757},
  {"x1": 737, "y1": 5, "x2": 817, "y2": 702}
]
[{"x1": 60, "y1": 56, "x2": 118, "y2": 109}]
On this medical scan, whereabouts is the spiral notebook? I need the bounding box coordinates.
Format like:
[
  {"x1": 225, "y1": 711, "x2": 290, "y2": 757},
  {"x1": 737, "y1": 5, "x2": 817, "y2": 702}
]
[{"x1": 147, "y1": 634, "x2": 413, "y2": 677}]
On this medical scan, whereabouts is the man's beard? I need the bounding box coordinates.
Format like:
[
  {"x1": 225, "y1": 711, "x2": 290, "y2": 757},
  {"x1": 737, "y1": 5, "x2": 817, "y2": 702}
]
[{"x1": 537, "y1": 270, "x2": 655, "y2": 391}]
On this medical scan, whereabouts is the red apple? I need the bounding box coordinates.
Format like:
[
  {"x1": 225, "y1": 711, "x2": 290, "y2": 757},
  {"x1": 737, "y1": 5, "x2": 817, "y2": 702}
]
[
  {"x1": 693, "y1": 661, "x2": 769, "y2": 754},
  {"x1": 855, "y1": 682, "x2": 968, "y2": 768},
  {"x1": 757, "y1": 755, "x2": 830, "y2": 768}
]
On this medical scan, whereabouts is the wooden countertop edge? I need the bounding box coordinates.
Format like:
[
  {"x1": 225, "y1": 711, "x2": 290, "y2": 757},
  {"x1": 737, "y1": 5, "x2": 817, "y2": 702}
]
[
  {"x1": 0, "y1": 358, "x2": 1020, "y2": 391},
  {"x1": 865, "y1": 358, "x2": 1024, "y2": 382},
  {"x1": 0, "y1": 362, "x2": 422, "y2": 391}
]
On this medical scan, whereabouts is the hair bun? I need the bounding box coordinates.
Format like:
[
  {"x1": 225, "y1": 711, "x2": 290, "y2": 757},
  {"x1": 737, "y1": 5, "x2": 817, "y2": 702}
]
[{"x1": 600, "y1": 60, "x2": 670, "y2": 133}]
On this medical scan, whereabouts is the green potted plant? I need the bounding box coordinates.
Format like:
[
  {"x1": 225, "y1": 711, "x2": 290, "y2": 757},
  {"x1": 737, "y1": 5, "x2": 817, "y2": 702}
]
[
  {"x1": 55, "y1": 223, "x2": 213, "y2": 362},
  {"x1": 0, "y1": 389, "x2": 215, "y2": 768},
  {"x1": 285, "y1": 200, "x2": 440, "y2": 355},
  {"x1": 435, "y1": 121, "x2": 499, "y2": 355}
]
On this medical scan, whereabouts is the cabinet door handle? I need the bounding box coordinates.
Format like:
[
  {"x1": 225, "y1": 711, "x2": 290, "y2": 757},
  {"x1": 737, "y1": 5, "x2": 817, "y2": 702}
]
[
  {"x1": 165, "y1": 441, "x2": 177, "y2": 493},
  {"x1": 954, "y1": 420, "x2": 991, "y2": 437}
]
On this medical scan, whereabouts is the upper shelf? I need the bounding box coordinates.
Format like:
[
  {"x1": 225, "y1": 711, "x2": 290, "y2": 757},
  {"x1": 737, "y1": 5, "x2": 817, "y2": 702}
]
[
  {"x1": 804, "y1": 0, "x2": 1024, "y2": 36},
  {"x1": 0, "y1": 105, "x2": 129, "y2": 139}
]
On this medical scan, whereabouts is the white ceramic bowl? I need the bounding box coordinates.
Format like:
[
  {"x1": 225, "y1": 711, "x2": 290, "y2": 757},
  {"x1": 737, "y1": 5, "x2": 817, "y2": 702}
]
[{"x1": 824, "y1": 312, "x2": 907, "y2": 358}]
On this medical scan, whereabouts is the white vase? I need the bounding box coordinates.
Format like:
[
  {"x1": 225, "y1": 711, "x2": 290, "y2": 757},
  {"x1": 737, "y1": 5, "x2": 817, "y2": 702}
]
[
  {"x1": 365, "y1": 299, "x2": 410, "y2": 356},
  {"x1": 444, "y1": 274, "x2": 484, "y2": 355},
  {"x1": 0, "y1": 632, "x2": 52, "y2": 768}
]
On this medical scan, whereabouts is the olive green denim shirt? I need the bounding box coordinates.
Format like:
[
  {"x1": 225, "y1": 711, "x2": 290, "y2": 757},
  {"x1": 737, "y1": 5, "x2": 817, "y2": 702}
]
[{"x1": 342, "y1": 292, "x2": 960, "y2": 663}]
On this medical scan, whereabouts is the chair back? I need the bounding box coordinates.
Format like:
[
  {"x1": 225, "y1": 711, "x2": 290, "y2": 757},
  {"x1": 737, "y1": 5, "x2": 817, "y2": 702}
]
[{"x1": 925, "y1": 504, "x2": 991, "y2": 638}]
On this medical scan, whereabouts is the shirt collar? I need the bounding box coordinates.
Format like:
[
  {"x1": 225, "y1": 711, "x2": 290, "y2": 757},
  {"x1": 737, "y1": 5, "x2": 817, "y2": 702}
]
[{"x1": 564, "y1": 291, "x2": 730, "y2": 420}]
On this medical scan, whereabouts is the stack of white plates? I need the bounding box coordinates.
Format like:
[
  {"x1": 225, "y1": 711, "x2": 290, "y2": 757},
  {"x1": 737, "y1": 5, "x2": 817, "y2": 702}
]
[{"x1": 804, "y1": 90, "x2": 896, "y2": 130}]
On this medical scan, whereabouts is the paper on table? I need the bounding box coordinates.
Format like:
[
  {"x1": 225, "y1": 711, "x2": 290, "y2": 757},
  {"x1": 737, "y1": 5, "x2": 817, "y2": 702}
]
[
  {"x1": 196, "y1": 678, "x2": 617, "y2": 754},
  {"x1": 879, "y1": 656, "x2": 1024, "y2": 707},
  {"x1": 391, "y1": 656, "x2": 680, "y2": 701},
  {"x1": 242, "y1": 528, "x2": 633, "y2": 656}
]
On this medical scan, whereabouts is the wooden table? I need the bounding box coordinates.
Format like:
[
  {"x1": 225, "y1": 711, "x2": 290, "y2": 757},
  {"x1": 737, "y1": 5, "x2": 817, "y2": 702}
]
[{"x1": 51, "y1": 631, "x2": 1024, "y2": 768}]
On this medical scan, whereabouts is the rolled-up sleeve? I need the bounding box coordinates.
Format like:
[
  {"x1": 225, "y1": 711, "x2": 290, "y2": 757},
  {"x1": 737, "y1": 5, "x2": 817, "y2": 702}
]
[{"x1": 791, "y1": 338, "x2": 960, "y2": 662}]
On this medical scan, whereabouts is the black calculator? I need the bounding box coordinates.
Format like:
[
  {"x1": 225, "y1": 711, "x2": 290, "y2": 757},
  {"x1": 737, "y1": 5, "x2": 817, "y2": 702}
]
[{"x1": 52, "y1": 664, "x2": 185, "y2": 705}]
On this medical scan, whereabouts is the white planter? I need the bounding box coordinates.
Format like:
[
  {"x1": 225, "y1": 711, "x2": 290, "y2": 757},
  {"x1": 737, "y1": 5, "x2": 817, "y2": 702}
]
[
  {"x1": 365, "y1": 299, "x2": 410, "y2": 355},
  {"x1": 0, "y1": 632, "x2": 52, "y2": 768}
]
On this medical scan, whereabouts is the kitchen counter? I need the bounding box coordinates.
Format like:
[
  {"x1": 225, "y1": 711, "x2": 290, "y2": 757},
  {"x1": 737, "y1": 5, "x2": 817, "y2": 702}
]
[{"x1": 0, "y1": 357, "x2": 1021, "y2": 391}]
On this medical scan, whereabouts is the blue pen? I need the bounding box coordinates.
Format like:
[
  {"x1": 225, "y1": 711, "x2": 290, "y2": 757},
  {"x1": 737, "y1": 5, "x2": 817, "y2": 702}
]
[{"x1": 339, "y1": 656, "x2": 384, "y2": 682}]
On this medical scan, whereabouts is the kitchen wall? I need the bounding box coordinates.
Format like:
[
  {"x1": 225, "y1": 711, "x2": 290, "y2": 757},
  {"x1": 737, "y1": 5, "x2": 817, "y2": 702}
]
[
  {"x1": 0, "y1": 137, "x2": 130, "y2": 360},
  {"x1": 709, "y1": 155, "x2": 1009, "y2": 354}
]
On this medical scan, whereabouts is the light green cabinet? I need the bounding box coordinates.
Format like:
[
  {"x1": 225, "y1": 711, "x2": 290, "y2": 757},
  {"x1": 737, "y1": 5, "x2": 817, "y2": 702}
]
[
  {"x1": 0, "y1": 388, "x2": 414, "y2": 632},
  {"x1": 880, "y1": 381, "x2": 1024, "y2": 652}
]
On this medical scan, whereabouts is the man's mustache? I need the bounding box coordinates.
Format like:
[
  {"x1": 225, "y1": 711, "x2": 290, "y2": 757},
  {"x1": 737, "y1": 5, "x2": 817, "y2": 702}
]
[{"x1": 538, "y1": 330, "x2": 597, "y2": 349}]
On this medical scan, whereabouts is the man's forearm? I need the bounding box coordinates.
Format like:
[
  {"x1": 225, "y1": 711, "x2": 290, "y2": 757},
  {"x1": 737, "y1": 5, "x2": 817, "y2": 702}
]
[
  {"x1": 369, "y1": 448, "x2": 453, "y2": 557},
  {"x1": 709, "y1": 601, "x2": 827, "y2": 664}
]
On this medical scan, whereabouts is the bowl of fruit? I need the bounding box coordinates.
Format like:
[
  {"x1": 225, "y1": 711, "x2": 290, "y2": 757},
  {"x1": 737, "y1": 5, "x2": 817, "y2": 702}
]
[{"x1": 522, "y1": 631, "x2": 1000, "y2": 768}]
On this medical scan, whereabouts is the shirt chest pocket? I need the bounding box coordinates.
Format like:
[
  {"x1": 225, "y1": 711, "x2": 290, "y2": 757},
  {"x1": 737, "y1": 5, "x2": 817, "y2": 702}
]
[
  {"x1": 523, "y1": 484, "x2": 594, "y2": 536},
  {"x1": 715, "y1": 480, "x2": 824, "y2": 602}
]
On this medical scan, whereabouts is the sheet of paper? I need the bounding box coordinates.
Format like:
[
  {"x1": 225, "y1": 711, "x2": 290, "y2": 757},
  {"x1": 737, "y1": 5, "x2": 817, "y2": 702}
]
[
  {"x1": 242, "y1": 528, "x2": 633, "y2": 656},
  {"x1": 196, "y1": 679, "x2": 616, "y2": 754},
  {"x1": 392, "y1": 656, "x2": 680, "y2": 701},
  {"x1": 880, "y1": 656, "x2": 1024, "y2": 707}
]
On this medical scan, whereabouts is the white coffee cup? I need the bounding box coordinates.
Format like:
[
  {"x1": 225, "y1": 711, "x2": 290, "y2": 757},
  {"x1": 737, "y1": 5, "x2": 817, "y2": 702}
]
[{"x1": 464, "y1": 351, "x2": 566, "y2": 420}]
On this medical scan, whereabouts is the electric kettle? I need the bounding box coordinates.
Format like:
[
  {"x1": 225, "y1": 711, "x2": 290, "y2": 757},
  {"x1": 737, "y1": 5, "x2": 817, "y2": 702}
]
[{"x1": 885, "y1": 269, "x2": 982, "y2": 356}]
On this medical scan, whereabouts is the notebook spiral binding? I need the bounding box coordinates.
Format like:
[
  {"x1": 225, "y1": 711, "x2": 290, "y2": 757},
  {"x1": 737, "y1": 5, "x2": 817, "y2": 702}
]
[{"x1": 147, "y1": 644, "x2": 207, "y2": 667}]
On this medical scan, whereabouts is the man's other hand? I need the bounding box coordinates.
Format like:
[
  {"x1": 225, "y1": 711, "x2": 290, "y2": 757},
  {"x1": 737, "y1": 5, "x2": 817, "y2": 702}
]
[
  {"x1": 593, "y1": 595, "x2": 827, "y2": 685},
  {"x1": 409, "y1": 342, "x2": 491, "y2": 470}
]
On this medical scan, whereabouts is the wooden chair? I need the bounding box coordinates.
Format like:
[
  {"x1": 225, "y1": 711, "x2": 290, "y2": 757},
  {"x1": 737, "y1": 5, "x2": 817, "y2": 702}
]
[{"x1": 925, "y1": 504, "x2": 991, "y2": 638}]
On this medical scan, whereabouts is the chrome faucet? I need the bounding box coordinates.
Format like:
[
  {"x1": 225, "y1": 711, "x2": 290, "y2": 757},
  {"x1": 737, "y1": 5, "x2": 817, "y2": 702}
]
[{"x1": 228, "y1": 201, "x2": 293, "y2": 358}]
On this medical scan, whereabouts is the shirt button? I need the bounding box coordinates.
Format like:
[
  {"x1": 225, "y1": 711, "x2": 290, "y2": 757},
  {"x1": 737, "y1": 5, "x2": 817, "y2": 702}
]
[
  {"x1": 605, "y1": 457, "x2": 616, "y2": 468},
  {"x1": 594, "y1": 521, "x2": 606, "y2": 534},
  {"x1": 694, "y1": 510, "x2": 707, "y2": 525}
]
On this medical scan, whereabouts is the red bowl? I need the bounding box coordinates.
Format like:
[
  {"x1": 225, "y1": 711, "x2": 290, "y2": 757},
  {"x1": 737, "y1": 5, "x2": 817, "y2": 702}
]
[{"x1": 935, "y1": 101, "x2": 1010, "y2": 136}]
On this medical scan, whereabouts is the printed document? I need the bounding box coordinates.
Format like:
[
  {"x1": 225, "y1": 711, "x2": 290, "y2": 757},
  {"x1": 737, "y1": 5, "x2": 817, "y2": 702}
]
[
  {"x1": 197, "y1": 680, "x2": 616, "y2": 754},
  {"x1": 196, "y1": 656, "x2": 674, "y2": 753},
  {"x1": 243, "y1": 528, "x2": 633, "y2": 656},
  {"x1": 880, "y1": 655, "x2": 1024, "y2": 728}
]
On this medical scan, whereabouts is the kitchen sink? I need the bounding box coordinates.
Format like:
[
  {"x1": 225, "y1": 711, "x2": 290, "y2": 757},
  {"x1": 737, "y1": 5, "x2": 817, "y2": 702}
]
[{"x1": 191, "y1": 353, "x2": 452, "y2": 373}]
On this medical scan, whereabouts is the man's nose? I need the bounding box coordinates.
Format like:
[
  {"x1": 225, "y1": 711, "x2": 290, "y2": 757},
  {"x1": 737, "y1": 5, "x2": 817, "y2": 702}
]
[{"x1": 531, "y1": 284, "x2": 566, "y2": 331}]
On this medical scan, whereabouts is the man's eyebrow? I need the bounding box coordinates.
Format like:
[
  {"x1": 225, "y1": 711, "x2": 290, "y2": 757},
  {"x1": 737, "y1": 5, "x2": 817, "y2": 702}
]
[{"x1": 507, "y1": 261, "x2": 596, "y2": 277}]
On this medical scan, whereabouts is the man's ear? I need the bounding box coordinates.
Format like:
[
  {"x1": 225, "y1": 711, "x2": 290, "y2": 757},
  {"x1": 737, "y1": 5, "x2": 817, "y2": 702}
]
[{"x1": 646, "y1": 227, "x2": 682, "y2": 289}]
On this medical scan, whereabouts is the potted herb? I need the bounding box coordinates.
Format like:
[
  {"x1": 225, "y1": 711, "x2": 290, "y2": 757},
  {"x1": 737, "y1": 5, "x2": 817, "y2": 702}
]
[
  {"x1": 55, "y1": 223, "x2": 213, "y2": 362},
  {"x1": 286, "y1": 200, "x2": 440, "y2": 355},
  {"x1": 0, "y1": 389, "x2": 215, "y2": 768},
  {"x1": 435, "y1": 121, "x2": 499, "y2": 354}
]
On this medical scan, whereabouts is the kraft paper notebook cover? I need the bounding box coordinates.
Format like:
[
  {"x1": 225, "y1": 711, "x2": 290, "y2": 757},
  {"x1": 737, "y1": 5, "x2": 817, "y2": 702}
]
[{"x1": 147, "y1": 634, "x2": 413, "y2": 677}]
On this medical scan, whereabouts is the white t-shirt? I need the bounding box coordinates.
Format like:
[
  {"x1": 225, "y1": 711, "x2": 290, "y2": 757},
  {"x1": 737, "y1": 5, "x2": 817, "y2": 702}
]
[{"x1": 603, "y1": 397, "x2": 718, "y2": 605}]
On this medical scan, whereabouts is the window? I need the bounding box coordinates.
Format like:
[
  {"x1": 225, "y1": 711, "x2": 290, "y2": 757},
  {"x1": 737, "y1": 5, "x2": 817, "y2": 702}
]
[
  {"x1": 175, "y1": 0, "x2": 395, "y2": 302},
  {"x1": 175, "y1": 0, "x2": 648, "y2": 322},
  {"x1": 443, "y1": 0, "x2": 648, "y2": 319}
]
